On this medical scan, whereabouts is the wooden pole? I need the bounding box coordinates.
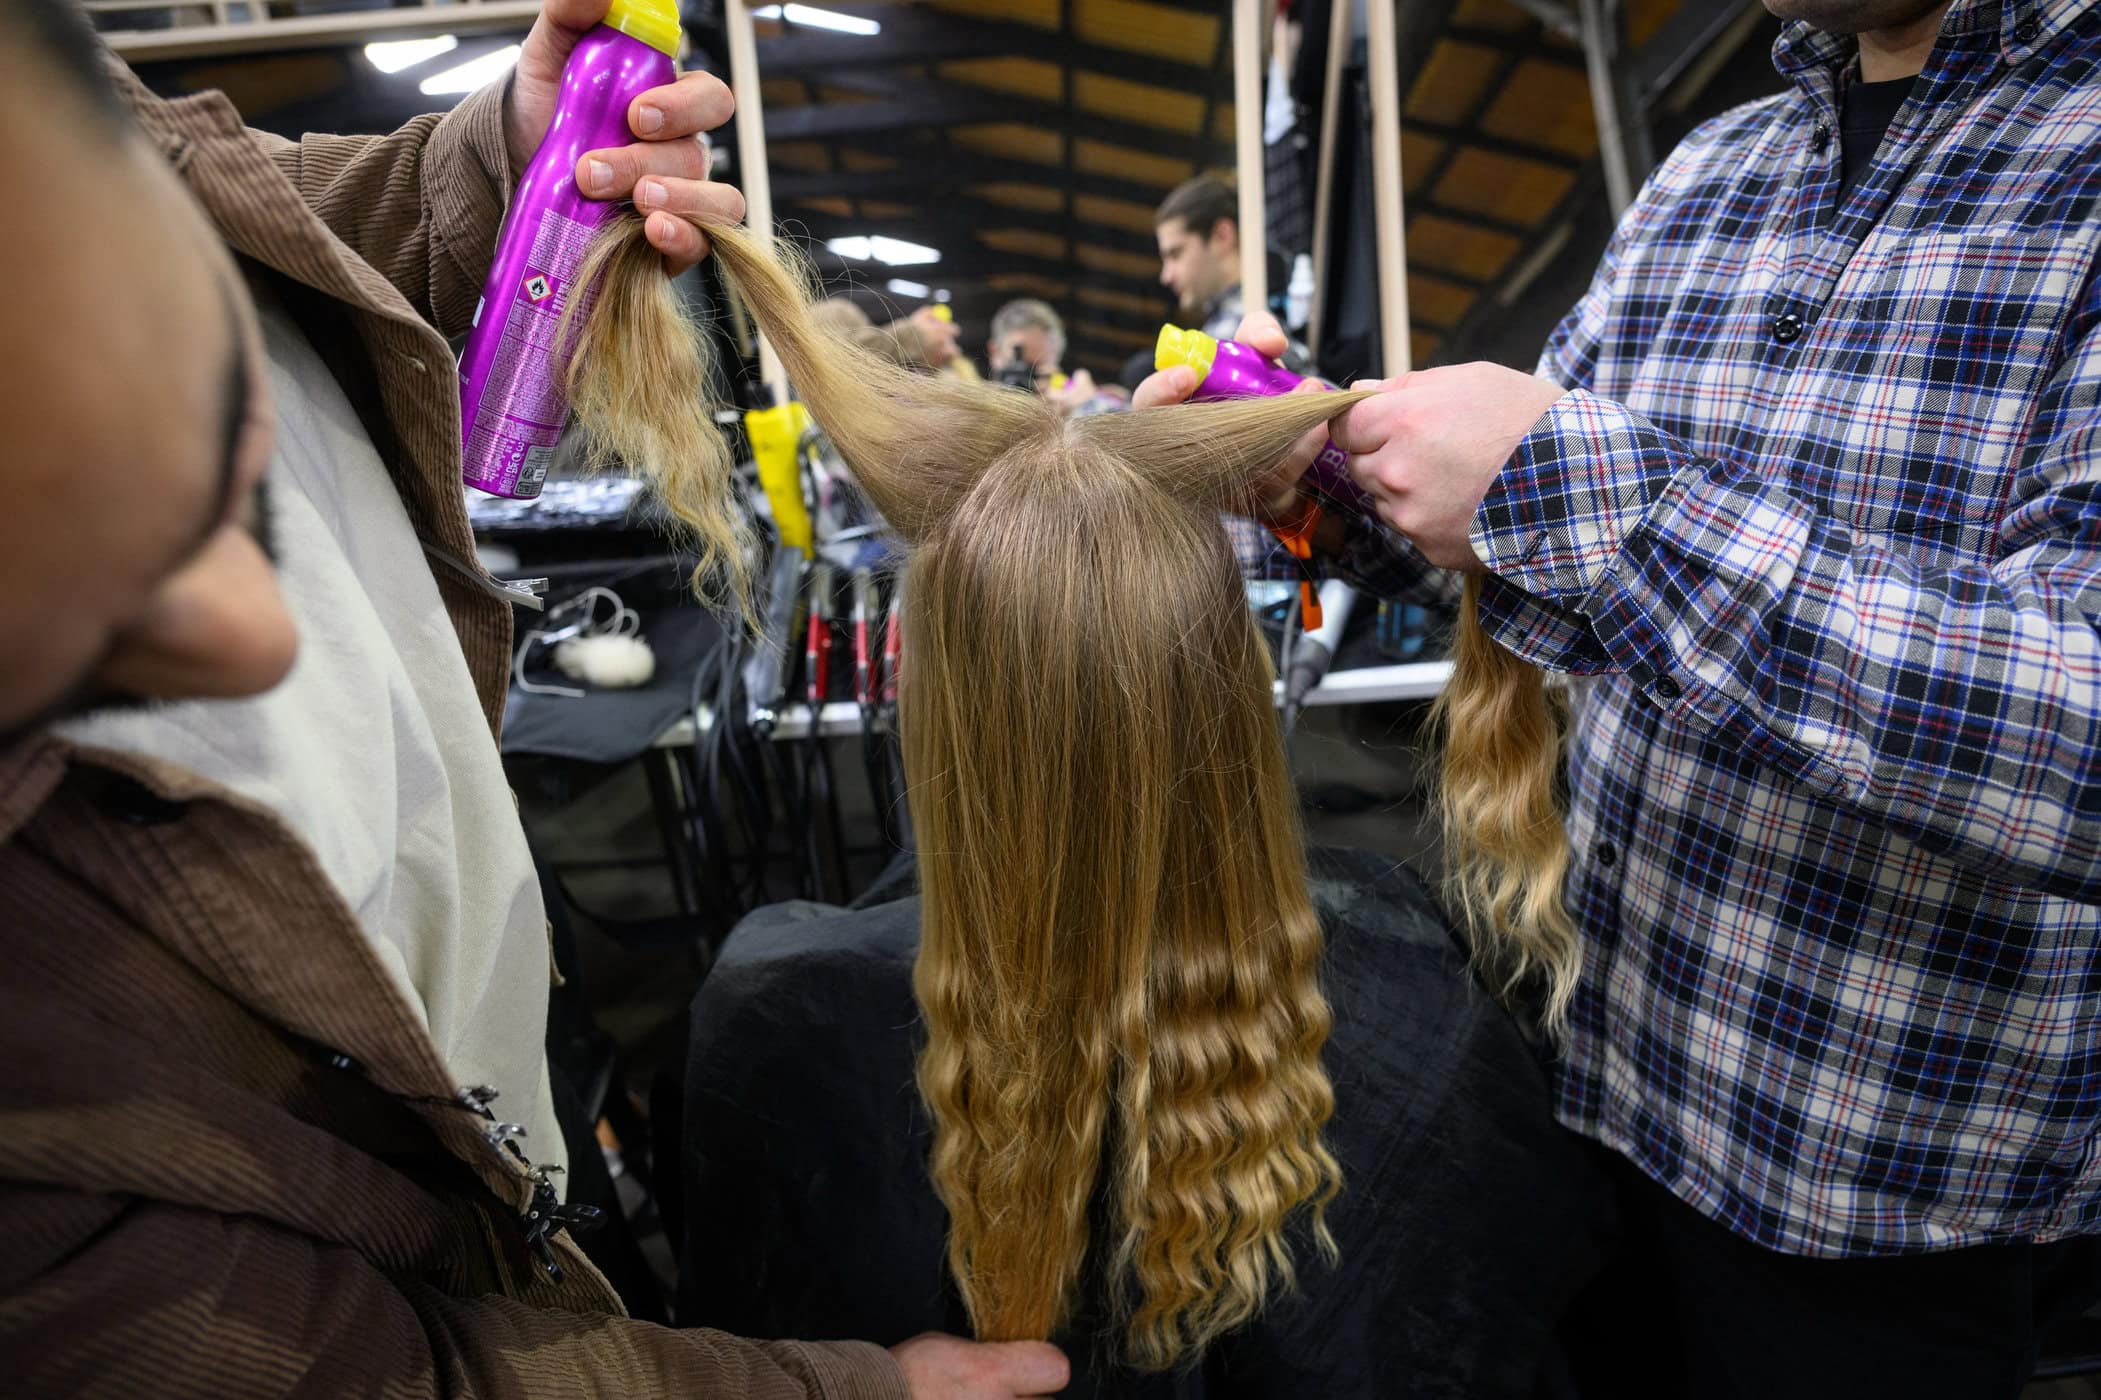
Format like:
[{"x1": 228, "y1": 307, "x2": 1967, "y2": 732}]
[
  {"x1": 1232, "y1": 0, "x2": 1268, "y2": 315},
  {"x1": 1364, "y1": 0, "x2": 1412, "y2": 374},
  {"x1": 1305, "y1": 0, "x2": 1353, "y2": 351},
  {"x1": 1577, "y1": 0, "x2": 1653, "y2": 217},
  {"x1": 724, "y1": 0, "x2": 787, "y2": 403}
]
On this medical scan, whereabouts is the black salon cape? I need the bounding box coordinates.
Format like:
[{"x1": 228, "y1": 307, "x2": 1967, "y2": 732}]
[{"x1": 679, "y1": 849, "x2": 1609, "y2": 1398}]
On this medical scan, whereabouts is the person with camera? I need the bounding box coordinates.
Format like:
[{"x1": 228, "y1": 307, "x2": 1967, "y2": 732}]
[{"x1": 985, "y1": 297, "x2": 1121, "y2": 416}]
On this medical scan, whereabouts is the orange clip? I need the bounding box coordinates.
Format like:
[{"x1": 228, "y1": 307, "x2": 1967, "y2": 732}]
[{"x1": 1268, "y1": 498, "x2": 1326, "y2": 631}]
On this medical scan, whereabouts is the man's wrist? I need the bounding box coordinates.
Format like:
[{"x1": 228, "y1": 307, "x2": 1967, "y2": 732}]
[{"x1": 1470, "y1": 388, "x2": 1672, "y2": 606}]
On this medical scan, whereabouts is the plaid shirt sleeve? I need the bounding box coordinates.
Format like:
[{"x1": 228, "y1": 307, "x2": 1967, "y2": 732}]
[
  {"x1": 1469, "y1": 134, "x2": 1685, "y2": 676},
  {"x1": 1471, "y1": 267, "x2": 2101, "y2": 904}
]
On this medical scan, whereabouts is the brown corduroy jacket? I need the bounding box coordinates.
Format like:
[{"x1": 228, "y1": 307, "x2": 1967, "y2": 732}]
[{"x1": 0, "y1": 62, "x2": 907, "y2": 1400}]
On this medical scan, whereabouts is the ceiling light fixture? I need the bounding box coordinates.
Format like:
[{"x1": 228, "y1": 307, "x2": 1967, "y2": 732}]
[
  {"x1": 366, "y1": 35, "x2": 459, "y2": 73},
  {"x1": 753, "y1": 5, "x2": 881, "y2": 36},
  {"x1": 868, "y1": 236, "x2": 940, "y2": 265},
  {"x1": 419, "y1": 44, "x2": 522, "y2": 97},
  {"x1": 826, "y1": 235, "x2": 941, "y2": 266},
  {"x1": 886, "y1": 278, "x2": 931, "y2": 298}
]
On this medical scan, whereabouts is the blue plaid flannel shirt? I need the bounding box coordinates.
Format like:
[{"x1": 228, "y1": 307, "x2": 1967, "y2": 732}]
[{"x1": 1350, "y1": 0, "x2": 2101, "y2": 1256}]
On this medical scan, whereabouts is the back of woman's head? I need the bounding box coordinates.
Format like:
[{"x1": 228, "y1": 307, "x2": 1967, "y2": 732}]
[
  {"x1": 904, "y1": 419, "x2": 1340, "y2": 1364},
  {"x1": 563, "y1": 215, "x2": 1384, "y2": 1367}
]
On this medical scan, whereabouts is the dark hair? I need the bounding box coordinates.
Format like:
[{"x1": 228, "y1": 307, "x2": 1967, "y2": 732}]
[
  {"x1": 8, "y1": 0, "x2": 130, "y2": 128},
  {"x1": 1155, "y1": 175, "x2": 1237, "y2": 239}
]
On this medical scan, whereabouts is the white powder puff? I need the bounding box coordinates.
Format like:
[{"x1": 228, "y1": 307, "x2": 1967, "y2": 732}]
[{"x1": 552, "y1": 633, "x2": 656, "y2": 688}]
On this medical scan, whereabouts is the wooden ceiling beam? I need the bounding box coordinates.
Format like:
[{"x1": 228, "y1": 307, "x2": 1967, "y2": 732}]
[
  {"x1": 1405, "y1": 118, "x2": 1585, "y2": 171},
  {"x1": 797, "y1": 218, "x2": 1162, "y2": 299},
  {"x1": 771, "y1": 144, "x2": 1172, "y2": 209},
  {"x1": 1441, "y1": 23, "x2": 1590, "y2": 68},
  {"x1": 780, "y1": 191, "x2": 1160, "y2": 259},
  {"x1": 761, "y1": 81, "x2": 1207, "y2": 163},
  {"x1": 754, "y1": 4, "x2": 1212, "y2": 95}
]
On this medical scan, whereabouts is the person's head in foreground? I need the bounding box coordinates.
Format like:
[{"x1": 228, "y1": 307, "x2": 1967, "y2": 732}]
[{"x1": 0, "y1": 0, "x2": 292, "y2": 747}]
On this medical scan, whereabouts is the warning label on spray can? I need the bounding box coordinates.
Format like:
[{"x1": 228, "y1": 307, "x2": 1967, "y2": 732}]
[{"x1": 462, "y1": 206, "x2": 604, "y2": 499}]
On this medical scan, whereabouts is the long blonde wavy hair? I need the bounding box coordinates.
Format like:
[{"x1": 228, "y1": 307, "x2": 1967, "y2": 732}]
[
  {"x1": 1432, "y1": 580, "x2": 1577, "y2": 1034},
  {"x1": 554, "y1": 210, "x2": 1571, "y2": 1361}
]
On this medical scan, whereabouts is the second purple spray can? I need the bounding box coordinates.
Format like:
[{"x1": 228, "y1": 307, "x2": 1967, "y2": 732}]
[{"x1": 1153, "y1": 324, "x2": 1377, "y2": 517}]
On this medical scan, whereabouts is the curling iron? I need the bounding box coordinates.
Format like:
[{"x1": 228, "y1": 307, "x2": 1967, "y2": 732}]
[
  {"x1": 745, "y1": 546, "x2": 807, "y2": 736},
  {"x1": 1282, "y1": 579, "x2": 1358, "y2": 734},
  {"x1": 852, "y1": 571, "x2": 879, "y2": 709},
  {"x1": 804, "y1": 564, "x2": 833, "y2": 714}
]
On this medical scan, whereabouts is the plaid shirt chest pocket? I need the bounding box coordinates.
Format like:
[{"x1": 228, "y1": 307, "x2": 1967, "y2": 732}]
[
  {"x1": 1765, "y1": 215, "x2": 2101, "y2": 561},
  {"x1": 1849, "y1": 213, "x2": 2095, "y2": 375}
]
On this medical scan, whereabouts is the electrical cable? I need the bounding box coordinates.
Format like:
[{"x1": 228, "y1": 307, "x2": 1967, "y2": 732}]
[
  {"x1": 708, "y1": 617, "x2": 776, "y2": 908},
  {"x1": 797, "y1": 563, "x2": 829, "y2": 900},
  {"x1": 851, "y1": 570, "x2": 900, "y2": 854},
  {"x1": 684, "y1": 634, "x2": 738, "y2": 913},
  {"x1": 812, "y1": 719, "x2": 849, "y2": 901}
]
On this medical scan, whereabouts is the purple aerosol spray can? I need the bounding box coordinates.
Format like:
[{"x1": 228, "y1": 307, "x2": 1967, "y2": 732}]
[
  {"x1": 458, "y1": 0, "x2": 682, "y2": 498},
  {"x1": 1154, "y1": 324, "x2": 1376, "y2": 516}
]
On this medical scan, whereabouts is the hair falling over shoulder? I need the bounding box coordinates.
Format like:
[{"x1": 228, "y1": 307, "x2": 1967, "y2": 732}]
[
  {"x1": 1430, "y1": 579, "x2": 1579, "y2": 1037},
  {"x1": 557, "y1": 211, "x2": 1568, "y2": 1359}
]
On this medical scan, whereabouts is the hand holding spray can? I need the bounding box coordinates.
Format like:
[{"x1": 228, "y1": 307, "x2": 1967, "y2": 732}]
[
  {"x1": 457, "y1": 0, "x2": 683, "y2": 498},
  {"x1": 1153, "y1": 324, "x2": 1375, "y2": 517}
]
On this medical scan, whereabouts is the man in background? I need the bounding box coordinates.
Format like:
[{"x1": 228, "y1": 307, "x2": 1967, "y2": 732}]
[
  {"x1": 1154, "y1": 172, "x2": 1313, "y2": 378},
  {"x1": 0, "y1": 1, "x2": 1063, "y2": 1395},
  {"x1": 1154, "y1": 174, "x2": 1250, "y2": 341},
  {"x1": 987, "y1": 297, "x2": 1119, "y2": 415}
]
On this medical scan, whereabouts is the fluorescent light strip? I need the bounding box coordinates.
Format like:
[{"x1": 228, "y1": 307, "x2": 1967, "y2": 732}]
[
  {"x1": 886, "y1": 278, "x2": 931, "y2": 298},
  {"x1": 754, "y1": 5, "x2": 881, "y2": 36},
  {"x1": 868, "y1": 235, "x2": 939, "y2": 265},
  {"x1": 366, "y1": 35, "x2": 458, "y2": 73},
  {"x1": 826, "y1": 236, "x2": 941, "y2": 266},
  {"x1": 419, "y1": 44, "x2": 522, "y2": 97}
]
